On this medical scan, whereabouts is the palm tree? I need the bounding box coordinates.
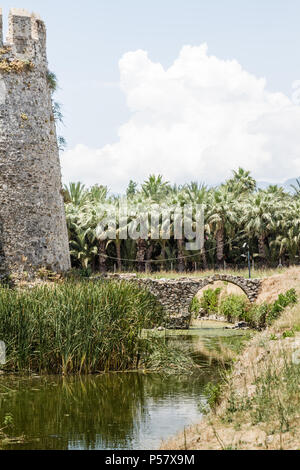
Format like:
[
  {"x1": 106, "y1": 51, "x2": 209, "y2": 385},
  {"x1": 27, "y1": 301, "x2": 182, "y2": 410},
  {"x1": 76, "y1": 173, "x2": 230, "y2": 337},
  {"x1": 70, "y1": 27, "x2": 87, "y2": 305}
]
[
  {"x1": 244, "y1": 191, "x2": 280, "y2": 260},
  {"x1": 63, "y1": 182, "x2": 88, "y2": 206},
  {"x1": 142, "y1": 175, "x2": 171, "y2": 202},
  {"x1": 111, "y1": 198, "x2": 132, "y2": 272},
  {"x1": 79, "y1": 192, "x2": 111, "y2": 273},
  {"x1": 225, "y1": 167, "x2": 256, "y2": 195},
  {"x1": 157, "y1": 210, "x2": 172, "y2": 271},
  {"x1": 264, "y1": 185, "x2": 287, "y2": 202},
  {"x1": 69, "y1": 227, "x2": 97, "y2": 270},
  {"x1": 89, "y1": 184, "x2": 109, "y2": 202},
  {"x1": 208, "y1": 187, "x2": 238, "y2": 268},
  {"x1": 271, "y1": 199, "x2": 300, "y2": 264},
  {"x1": 271, "y1": 228, "x2": 300, "y2": 265},
  {"x1": 64, "y1": 170, "x2": 299, "y2": 273},
  {"x1": 166, "y1": 191, "x2": 187, "y2": 272},
  {"x1": 126, "y1": 180, "x2": 138, "y2": 199},
  {"x1": 125, "y1": 199, "x2": 150, "y2": 273},
  {"x1": 181, "y1": 182, "x2": 209, "y2": 269},
  {"x1": 291, "y1": 179, "x2": 300, "y2": 197}
]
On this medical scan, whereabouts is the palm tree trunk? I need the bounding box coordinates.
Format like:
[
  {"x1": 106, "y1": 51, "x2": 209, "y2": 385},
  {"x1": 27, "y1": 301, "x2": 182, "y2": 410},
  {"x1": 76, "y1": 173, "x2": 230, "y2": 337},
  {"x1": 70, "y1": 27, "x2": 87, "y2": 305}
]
[
  {"x1": 136, "y1": 239, "x2": 147, "y2": 272},
  {"x1": 258, "y1": 234, "x2": 266, "y2": 259},
  {"x1": 177, "y1": 239, "x2": 185, "y2": 273},
  {"x1": 201, "y1": 247, "x2": 208, "y2": 270},
  {"x1": 216, "y1": 227, "x2": 224, "y2": 268},
  {"x1": 98, "y1": 240, "x2": 107, "y2": 273},
  {"x1": 146, "y1": 242, "x2": 154, "y2": 273},
  {"x1": 91, "y1": 255, "x2": 96, "y2": 273},
  {"x1": 116, "y1": 240, "x2": 122, "y2": 272},
  {"x1": 160, "y1": 242, "x2": 166, "y2": 272}
]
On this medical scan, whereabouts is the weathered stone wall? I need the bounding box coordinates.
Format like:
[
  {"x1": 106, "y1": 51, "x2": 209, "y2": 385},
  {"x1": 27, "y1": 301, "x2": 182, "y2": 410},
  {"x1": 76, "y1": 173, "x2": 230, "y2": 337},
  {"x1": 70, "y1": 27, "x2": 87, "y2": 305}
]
[
  {"x1": 0, "y1": 8, "x2": 2, "y2": 48},
  {"x1": 0, "y1": 9, "x2": 70, "y2": 276},
  {"x1": 105, "y1": 274, "x2": 262, "y2": 329}
]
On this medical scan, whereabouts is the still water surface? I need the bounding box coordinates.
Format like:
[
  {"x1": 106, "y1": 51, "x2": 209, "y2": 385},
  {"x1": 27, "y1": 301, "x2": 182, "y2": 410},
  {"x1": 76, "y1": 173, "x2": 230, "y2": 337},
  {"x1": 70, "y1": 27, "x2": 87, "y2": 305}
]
[{"x1": 0, "y1": 324, "x2": 248, "y2": 450}]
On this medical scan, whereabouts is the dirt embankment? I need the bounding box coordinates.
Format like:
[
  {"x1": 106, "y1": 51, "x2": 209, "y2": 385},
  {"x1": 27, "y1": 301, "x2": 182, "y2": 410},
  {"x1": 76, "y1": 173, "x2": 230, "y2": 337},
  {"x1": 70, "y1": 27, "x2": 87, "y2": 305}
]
[
  {"x1": 161, "y1": 267, "x2": 300, "y2": 450},
  {"x1": 256, "y1": 267, "x2": 300, "y2": 304}
]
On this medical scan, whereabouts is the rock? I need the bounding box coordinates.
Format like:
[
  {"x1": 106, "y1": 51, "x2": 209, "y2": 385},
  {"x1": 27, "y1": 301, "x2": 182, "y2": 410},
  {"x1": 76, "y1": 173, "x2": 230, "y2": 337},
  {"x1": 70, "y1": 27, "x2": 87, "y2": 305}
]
[{"x1": 236, "y1": 321, "x2": 249, "y2": 328}]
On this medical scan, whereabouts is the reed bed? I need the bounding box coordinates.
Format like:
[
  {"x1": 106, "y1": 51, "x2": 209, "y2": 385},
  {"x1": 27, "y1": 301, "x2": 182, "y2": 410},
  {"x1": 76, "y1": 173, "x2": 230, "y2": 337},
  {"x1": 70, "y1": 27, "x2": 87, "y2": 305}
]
[{"x1": 0, "y1": 281, "x2": 164, "y2": 374}]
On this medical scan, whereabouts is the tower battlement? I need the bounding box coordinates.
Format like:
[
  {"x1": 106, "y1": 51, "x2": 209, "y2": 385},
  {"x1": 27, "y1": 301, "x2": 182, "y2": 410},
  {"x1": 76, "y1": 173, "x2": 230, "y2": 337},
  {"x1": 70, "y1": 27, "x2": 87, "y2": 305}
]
[{"x1": 0, "y1": 8, "x2": 46, "y2": 58}]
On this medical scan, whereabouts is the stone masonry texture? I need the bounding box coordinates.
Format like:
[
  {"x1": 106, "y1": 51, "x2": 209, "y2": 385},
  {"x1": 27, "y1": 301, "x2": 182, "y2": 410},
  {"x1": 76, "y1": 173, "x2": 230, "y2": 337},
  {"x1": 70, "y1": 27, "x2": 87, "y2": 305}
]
[
  {"x1": 0, "y1": 8, "x2": 70, "y2": 275},
  {"x1": 104, "y1": 274, "x2": 262, "y2": 329}
]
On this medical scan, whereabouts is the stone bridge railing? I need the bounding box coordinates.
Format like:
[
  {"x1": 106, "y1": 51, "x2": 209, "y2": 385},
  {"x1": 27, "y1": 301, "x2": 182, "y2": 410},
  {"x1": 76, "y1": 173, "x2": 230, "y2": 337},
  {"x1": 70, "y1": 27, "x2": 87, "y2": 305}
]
[{"x1": 102, "y1": 273, "x2": 262, "y2": 329}]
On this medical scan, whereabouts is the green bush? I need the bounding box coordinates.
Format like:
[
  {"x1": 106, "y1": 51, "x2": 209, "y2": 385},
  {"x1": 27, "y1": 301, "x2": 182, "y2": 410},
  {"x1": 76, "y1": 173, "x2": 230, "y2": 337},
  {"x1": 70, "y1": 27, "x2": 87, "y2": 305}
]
[
  {"x1": 247, "y1": 303, "x2": 269, "y2": 329},
  {"x1": 282, "y1": 329, "x2": 295, "y2": 338},
  {"x1": 200, "y1": 288, "x2": 222, "y2": 314},
  {"x1": 204, "y1": 382, "x2": 222, "y2": 411},
  {"x1": 219, "y1": 295, "x2": 248, "y2": 323},
  {"x1": 189, "y1": 297, "x2": 201, "y2": 317},
  {"x1": 219, "y1": 289, "x2": 297, "y2": 328},
  {"x1": 266, "y1": 289, "x2": 297, "y2": 325}
]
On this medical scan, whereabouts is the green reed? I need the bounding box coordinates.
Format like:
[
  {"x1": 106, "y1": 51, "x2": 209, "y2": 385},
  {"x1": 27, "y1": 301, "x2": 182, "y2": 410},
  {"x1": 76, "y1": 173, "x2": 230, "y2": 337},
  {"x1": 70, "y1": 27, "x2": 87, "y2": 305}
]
[{"x1": 0, "y1": 281, "x2": 164, "y2": 374}]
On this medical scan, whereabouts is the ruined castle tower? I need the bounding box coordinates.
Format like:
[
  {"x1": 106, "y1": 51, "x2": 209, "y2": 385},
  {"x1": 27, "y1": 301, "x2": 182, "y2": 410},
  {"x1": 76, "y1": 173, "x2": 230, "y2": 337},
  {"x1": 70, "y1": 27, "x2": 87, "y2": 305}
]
[{"x1": 0, "y1": 8, "x2": 71, "y2": 274}]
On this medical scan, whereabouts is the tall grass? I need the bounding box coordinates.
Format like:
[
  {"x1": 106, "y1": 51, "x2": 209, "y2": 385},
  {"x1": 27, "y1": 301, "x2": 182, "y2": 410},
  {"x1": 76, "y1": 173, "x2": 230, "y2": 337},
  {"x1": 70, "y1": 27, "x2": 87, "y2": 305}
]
[
  {"x1": 223, "y1": 356, "x2": 300, "y2": 436},
  {"x1": 0, "y1": 281, "x2": 164, "y2": 374}
]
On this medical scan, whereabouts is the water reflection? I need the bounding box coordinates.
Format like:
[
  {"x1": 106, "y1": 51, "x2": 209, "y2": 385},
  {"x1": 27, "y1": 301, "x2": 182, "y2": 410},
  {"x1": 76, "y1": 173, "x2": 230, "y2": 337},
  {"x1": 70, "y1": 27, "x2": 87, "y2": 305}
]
[
  {"x1": 0, "y1": 372, "x2": 216, "y2": 450},
  {"x1": 0, "y1": 326, "x2": 246, "y2": 450}
]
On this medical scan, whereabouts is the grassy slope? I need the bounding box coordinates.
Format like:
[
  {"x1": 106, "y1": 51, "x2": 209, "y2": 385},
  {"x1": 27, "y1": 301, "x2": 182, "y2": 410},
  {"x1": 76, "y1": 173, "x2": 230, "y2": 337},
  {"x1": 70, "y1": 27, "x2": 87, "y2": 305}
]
[{"x1": 161, "y1": 267, "x2": 300, "y2": 450}]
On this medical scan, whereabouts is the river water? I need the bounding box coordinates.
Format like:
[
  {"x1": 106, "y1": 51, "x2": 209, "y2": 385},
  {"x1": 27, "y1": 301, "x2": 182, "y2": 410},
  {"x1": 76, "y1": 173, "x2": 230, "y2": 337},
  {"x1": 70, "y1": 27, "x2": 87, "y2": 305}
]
[{"x1": 0, "y1": 322, "x2": 249, "y2": 450}]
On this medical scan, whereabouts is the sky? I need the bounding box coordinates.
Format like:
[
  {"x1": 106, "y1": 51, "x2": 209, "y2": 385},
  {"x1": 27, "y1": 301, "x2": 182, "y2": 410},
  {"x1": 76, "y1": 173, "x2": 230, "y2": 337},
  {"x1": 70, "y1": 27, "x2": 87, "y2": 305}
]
[{"x1": 1, "y1": 0, "x2": 300, "y2": 191}]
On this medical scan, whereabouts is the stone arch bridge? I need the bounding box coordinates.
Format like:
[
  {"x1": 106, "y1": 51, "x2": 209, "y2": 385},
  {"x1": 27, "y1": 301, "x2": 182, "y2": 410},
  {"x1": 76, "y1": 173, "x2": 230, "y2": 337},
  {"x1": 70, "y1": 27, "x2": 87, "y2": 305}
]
[{"x1": 104, "y1": 274, "x2": 262, "y2": 329}]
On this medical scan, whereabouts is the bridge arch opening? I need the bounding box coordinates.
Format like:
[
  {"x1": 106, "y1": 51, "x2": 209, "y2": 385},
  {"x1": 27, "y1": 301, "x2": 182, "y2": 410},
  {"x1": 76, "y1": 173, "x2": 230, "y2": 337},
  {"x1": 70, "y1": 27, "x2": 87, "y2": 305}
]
[
  {"x1": 189, "y1": 280, "x2": 250, "y2": 323},
  {"x1": 197, "y1": 280, "x2": 249, "y2": 300}
]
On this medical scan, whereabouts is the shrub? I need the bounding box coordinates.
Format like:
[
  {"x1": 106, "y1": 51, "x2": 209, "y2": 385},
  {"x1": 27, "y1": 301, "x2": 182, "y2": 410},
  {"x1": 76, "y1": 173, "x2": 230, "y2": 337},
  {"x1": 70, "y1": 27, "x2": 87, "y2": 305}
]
[
  {"x1": 189, "y1": 297, "x2": 201, "y2": 317},
  {"x1": 266, "y1": 289, "x2": 297, "y2": 325},
  {"x1": 247, "y1": 303, "x2": 270, "y2": 329},
  {"x1": 219, "y1": 289, "x2": 297, "y2": 328},
  {"x1": 219, "y1": 295, "x2": 248, "y2": 323},
  {"x1": 203, "y1": 382, "x2": 222, "y2": 411},
  {"x1": 282, "y1": 330, "x2": 295, "y2": 338},
  {"x1": 200, "y1": 288, "x2": 222, "y2": 315}
]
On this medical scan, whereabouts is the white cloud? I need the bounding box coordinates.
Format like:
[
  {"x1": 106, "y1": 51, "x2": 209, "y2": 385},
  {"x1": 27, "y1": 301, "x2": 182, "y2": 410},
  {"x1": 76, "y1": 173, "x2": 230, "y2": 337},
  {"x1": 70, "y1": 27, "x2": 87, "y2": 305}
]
[
  {"x1": 292, "y1": 80, "x2": 300, "y2": 105},
  {"x1": 61, "y1": 45, "x2": 300, "y2": 192}
]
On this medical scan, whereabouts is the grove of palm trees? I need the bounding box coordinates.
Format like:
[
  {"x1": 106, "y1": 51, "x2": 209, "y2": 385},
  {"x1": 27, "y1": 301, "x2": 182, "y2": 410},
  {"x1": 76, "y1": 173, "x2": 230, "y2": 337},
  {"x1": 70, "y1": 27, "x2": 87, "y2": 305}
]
[{"x1": 64, "y1": 168, "x2": 300, "y2": 274}]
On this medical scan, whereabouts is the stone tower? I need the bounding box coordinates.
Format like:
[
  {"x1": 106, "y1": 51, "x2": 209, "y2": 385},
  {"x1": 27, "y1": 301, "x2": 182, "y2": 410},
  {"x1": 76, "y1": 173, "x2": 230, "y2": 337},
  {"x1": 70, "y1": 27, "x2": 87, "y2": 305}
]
[{"x1": 0, "y1": 8, "x2": 71, "y2": 275}]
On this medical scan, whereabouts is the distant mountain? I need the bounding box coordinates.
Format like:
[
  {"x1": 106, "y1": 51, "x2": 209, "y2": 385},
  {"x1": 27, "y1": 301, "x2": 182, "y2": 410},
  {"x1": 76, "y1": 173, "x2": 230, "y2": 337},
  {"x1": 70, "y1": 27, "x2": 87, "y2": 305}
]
[
  {"x1": 256, "y1": 181, "x2": 271, "y2": 190},
  {"x1": 283, "y1": 178, "x2": 300, "y2": 192},
  {"x1": 257, "y1": 177, "x2": 300, "y2": 193}
]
